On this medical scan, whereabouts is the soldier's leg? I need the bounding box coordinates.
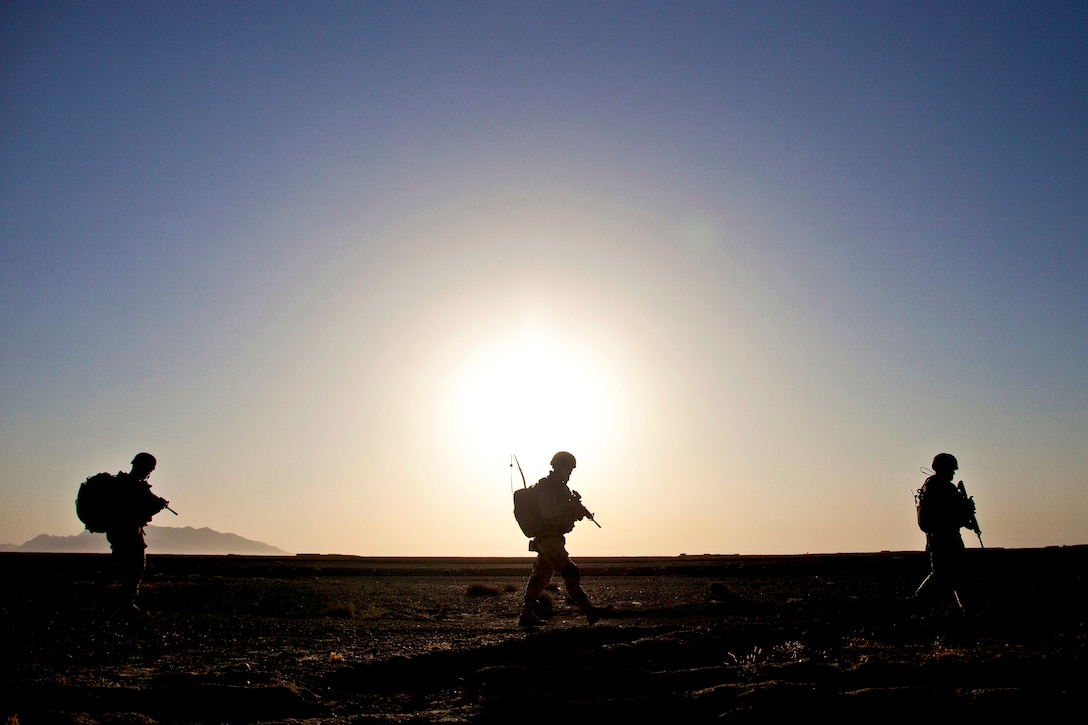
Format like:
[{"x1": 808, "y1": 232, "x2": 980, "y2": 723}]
[
  {"x1": 120, "y1": 549, "x2": 146, "y2": 609},
  {"x1": 929, "y1": 540, "x2": 965, "y2": 613},
  {"x1": 523, "y1": 554, "x2": 556, "y2": 605},
  {"x1": 914, "y1": 571, "x2": 935, "y2": 598},
  {"x1": 945, "y1": 541, "x2": 968, "y2": 611},
  {"x1": 107, "y1": 529, "x2": 147, "y2": 611},
  {"x1": 913, "y1": 535, "x2": 936, "y2": 600},
  {"x1": 561, "y1": 560, "x2": 596, "y2": 619},
  {"x1": 521, "y1": 545, "x2": 557, "y2": 627},
  {"x1": 554, "y1": 551, "x2": 611, "y2": 625}
]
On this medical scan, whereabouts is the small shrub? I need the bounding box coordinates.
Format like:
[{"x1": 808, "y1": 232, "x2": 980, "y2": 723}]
[
  {"x1": 465, "y1": 583, "x2": 501, "y2": 597},
  {"x1": 708, "y1": 581, "x2": 733, "y2": 600},
  {"x1": 356, "y1": 605, "x2": 387, "y2": 620},
  {"x1": 323, "y1": 601, "x2": 357, "y2": 618}
]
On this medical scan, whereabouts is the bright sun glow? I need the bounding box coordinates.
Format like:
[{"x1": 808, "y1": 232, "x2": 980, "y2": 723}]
[{"x1": 444, "y1": 331, "x2": 620, "y2": 468}]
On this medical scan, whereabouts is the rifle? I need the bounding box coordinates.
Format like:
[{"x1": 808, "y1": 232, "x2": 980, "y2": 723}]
[
  {"x1": 159, "y1": 497, "x2": 178, "y2": 516},
  {"x1": 571, "y1": 490, "x2": 602, "y2": 528},
  {"x1": 957, "y1": 480, "x2": 983, "y2": 547}
]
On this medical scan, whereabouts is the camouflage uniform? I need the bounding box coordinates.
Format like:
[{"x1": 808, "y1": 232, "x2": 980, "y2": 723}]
[
  {"x1": 520, "y1": 455, "x2": 608, "y2": 627},
  {"x1": 104, "y1": 455, "x2": 166, "y2": 611},
  {"x1": 914, "y1": 457, "x2": 975, "y2": 611}
]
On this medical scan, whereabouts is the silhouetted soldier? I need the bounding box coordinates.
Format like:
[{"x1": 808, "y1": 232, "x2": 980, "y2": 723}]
[
  {"x1": 519, "y1": 451, "x2": 610, "y2": 627},
  {"x1": 105, "y1": 452, "x2": 169, "y2": 613},
  {"x1": 914, "y1": 452, "x2": 978, "y2": 614}
]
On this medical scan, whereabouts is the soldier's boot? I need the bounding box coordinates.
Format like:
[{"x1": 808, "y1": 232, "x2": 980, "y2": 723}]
[{"x1": 518, "y1": 603, "x2": 546, "y2": 628}]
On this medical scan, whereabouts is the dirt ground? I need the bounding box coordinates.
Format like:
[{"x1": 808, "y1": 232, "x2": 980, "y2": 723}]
[{"x1": 2, "y1": 548, "x2": 1085, "y2": 723}]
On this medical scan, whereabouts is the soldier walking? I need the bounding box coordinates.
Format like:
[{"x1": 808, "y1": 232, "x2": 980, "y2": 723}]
[
  {"x1": 914, "y1": 452, "x2": 980, "y2": 614},
  {"x1": 519, "y1": 451, "x2": 610, "y2": 628},
  {"x1": 103, "y1": 452, "x2": 170, "y2": 613}
]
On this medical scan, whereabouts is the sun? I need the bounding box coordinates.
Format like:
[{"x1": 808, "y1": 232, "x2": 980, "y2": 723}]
[{"x1": 443, "y1": 331, "x2": 619, "y2": 469}]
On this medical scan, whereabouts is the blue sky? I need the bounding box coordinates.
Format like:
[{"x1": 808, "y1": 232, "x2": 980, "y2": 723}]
[{"x1": 2, "y1": 1, "x2": 1085, "y2": 555}]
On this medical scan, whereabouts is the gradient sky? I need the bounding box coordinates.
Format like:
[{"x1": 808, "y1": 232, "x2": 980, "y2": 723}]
[{"x1": 2, "y1": 1, "x2": 1086, "y2": 556}]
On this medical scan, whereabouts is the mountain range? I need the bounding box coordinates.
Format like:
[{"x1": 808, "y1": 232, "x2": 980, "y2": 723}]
[{"x1": 0, "y1": 526, "x2": 290, "y2": 555}]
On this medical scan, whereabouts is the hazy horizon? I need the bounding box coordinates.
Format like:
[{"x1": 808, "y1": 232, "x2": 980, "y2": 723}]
[
  {"x1": 1, "y1": 523, "x2": 288, "y2": 555},
  {"x1": 3, "y1": 2, "x2": 1086, "y2": 557},
  {"x1": 9, "y1": 520, "x2": 1082, "y2": 558}
]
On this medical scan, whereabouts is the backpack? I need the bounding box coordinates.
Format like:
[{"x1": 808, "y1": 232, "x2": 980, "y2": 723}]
[
  {"x1": 915, "y1": 477, "x2": 966, "y2": 535},
  {"x1": 75, "y1": 472, "x2": 119, "y2": 533},
  {"x1": 915, "y1": 492, "x2": 927, "y2": 533},
  {"x1": 513, "y1": 483, "x2": 543, "y2": 538}
]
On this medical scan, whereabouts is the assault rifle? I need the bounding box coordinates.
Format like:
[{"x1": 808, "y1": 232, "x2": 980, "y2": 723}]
[
  {"x1": 571, "y1": 490, "x2": 601, "y2": 528},
  {"x1": 957, "y1": 480, "x2": 983, "y2": 548}
]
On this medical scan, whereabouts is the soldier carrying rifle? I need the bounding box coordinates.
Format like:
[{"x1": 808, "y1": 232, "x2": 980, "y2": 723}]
[
  {"x1": 517, "y1": 451, "x2": 611, "y2": 628},
  {"x1": 77, "y1": 452, "x2": 174, "y2": 614},
  {"x1": 913, "y1": 452, "x2": 982, "y2": 614}
]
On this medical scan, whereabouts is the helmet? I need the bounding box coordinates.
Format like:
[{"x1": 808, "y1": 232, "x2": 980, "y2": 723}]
[
  {"x1": 131, "y1": 452, "x2": 157, "y2": 470},
  {"x1": 932, "y1": 453, "x2": 958, "y2": 472},
  {"x1": 550, "y1": 451, "x2": 577, "y2": 470}
]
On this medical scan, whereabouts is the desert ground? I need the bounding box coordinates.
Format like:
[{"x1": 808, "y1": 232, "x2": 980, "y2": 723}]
[{"x1": 2, "y1": 547, "x2": 1085, "y2": 723}]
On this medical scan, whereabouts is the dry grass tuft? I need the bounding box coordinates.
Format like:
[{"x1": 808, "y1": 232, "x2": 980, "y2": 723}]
[
  {"x1": 322, "y1": 601, "x2": 357, "y2": 618},
  {"x1": 465, "y1": 583, "x2": 501, "y2": 597},
  {"x1": 708, "y1": 581, "x2": 734, "y2": 600},
  {"x1": 355, "y1": 604, "x2": 387, "y2": 620}
]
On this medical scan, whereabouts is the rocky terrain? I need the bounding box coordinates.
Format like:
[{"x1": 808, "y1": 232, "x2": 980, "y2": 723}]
[{"x1": 2, "y1": 547, "x2": 1085, "y2": 723}]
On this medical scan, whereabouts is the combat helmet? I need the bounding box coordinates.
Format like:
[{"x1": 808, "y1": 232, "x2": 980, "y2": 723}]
[
  {"x1": 131, "y1": 452, "x2": 157, "y2": 472},
  {"x1": 550, "y1": 451, "x2": 577, "y2": 471},
  {"x1": 932, "y1": 452, "x2": 958, "y2": 473}
]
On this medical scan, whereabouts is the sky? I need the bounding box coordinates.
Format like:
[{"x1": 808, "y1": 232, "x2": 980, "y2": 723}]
[{"x1": 2, "y1": 1, "x2": 1086, "y2": 557}]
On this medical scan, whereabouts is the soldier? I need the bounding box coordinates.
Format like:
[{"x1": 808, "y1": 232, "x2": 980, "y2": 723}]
[
  {"x1": 105, "y1": 452, "x2": 169, "y2": 613},
  {"x1": 519, "y1": 451, "x2": 610, "y2": 627},
  {"x1": 914, "y1": 452, "x2": 977, "y2": 613}
]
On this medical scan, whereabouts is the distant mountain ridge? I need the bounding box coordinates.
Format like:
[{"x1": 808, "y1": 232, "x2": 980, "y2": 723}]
[{"x1": 0, "y1": 526, "x2": 290, "y2": 555}]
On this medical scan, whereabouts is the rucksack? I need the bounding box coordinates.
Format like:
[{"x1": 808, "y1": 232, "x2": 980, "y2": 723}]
[
  {"x1": 915, "y1": 478, "x2": 958, "y2": 535},
  {"x1": 75, "y1": 472, "x2": 119, "y2": 533},
  {"x1": 513, "y1": 483, "x2": 543, "y2": 538}
]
